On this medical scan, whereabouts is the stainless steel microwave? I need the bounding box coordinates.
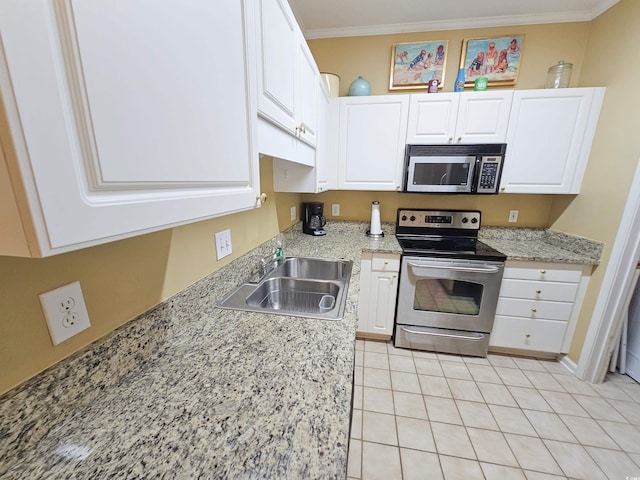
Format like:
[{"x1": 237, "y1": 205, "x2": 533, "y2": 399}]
[{"x1": 403, "y1": 144, "x2": 506, "y2": 194}]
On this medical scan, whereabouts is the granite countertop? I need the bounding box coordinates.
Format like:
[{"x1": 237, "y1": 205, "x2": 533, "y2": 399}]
[
  {"x1": 0, "y1": 221, "x2": 399, "y2": 480},
  {"x1": 479, "y1": 226, "x2": 603, "y2": 265},
  {"x1": 0, "y1": 221, "x2": 600, "y2": 478}
]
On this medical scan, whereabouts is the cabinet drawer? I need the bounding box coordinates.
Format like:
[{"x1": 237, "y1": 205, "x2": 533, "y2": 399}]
[
  {"x1": 496, "y1": 298, "x2": 573, "y2": 321},
  {"x1": 490, "y1": 315, "x2": 566, "y2": 353},
  {"x1": 503, "y1": 264, "x2": 583, "y2": 283},
  {"x1": 371, "y1": 255, "x2": 400, "y2": 272},
  {"x1": 499, "y1": 279, "x2": 579, "y2": 302}
]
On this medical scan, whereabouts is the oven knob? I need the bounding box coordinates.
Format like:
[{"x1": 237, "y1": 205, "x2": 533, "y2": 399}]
[
  {"x1": 410, "y1": 215, "x2": 416, "y2": 222},
  {"x1": 471, "y1": 217, "x2": 478, "y2": 224},
  {"x1": 401, "y1": 215, "x2": 407, "y2": 221},
  {"x1": 461, "y1": 217, "x2": 468, "y2": 223}
]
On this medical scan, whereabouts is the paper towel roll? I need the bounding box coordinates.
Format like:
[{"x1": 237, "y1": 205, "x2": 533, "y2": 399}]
[{"x1": 369, "y1": 201, "x2": 382, "y2": 235}]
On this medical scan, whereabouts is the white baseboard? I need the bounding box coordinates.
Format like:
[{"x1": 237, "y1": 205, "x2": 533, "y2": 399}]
[{"x1": 559, "y1": 355, "x2": 577, "y2": 375}]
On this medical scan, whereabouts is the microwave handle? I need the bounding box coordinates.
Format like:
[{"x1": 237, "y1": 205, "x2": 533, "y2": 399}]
[{"x1": 407, "y1": 261, "x2": 501, "y2": 274}]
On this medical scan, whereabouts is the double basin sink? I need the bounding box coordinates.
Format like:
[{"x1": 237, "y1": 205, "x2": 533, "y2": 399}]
[{"x1": 218, "y1": 256, "x2": 353, "y2": 320}]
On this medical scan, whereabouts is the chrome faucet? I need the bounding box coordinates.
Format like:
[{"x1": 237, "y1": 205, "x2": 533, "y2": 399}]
[{"x1": 258, "y1": 251, "x2": 282, "y2": 277}]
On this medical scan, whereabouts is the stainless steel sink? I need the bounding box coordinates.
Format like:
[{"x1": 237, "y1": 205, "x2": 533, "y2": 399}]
[
  {"x1": 275, "y1": 256, "x2": 350, "y2": 280},
  {"x1": 217, "y1": 256, "x2": 352, "y2": 320}
]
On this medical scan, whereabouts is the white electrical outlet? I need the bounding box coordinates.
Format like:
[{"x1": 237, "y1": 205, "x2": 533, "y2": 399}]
[
  {"x1": 508, "y1": 210, "x2": 519, "y2": 222},
  {"x1": 39, "y1": 281, "x2": 91, "y2": 346},
  {"x1": 332, "y1": 204, "x2": 340, "y2": 216},
  {"x1": 290, "y1": 206, "x2": 297, "y2": 222},
  {"x1": 215, "y1": 229, "x2": 232, "y2": 260}
]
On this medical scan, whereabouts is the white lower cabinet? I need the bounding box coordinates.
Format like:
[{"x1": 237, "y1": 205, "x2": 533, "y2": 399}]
[
  {"x1": 489, "y1": 261, "x2": 591, "y2": 354},
  {"x1": 357, "y1": 253, "x2": 400, "y2": 337}
]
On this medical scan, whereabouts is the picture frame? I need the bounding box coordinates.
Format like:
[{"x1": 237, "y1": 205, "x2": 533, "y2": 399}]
[
  {"x1": 389, "y1": 40, "x2": 448, "y2": 91},
  {"x1": 460, "y1": 35, "x2": 524, "y2": 87}
]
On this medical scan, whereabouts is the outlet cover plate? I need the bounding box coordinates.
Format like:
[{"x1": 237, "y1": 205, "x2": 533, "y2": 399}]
[
  {"x1": 290, "y1": 206, "x2": 297, "y2": 221},
  {"x1": 332, "y1": 204, "x2": 340, "y2": 216},
  {"x1": 39, "y1": 281, "x2": 91, "y2": 345}
]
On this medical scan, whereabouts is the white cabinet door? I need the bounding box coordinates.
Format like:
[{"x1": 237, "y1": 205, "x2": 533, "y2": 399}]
[
  {"x1": 406, "y1": 91, "x2": 512, "y2": 144},
  {"x1": 368, "y1": 272, "x2": 399, "y2": 335},
  {"x1": 297, "y1": 41, "x2": 318, "y2": 147},
  {"x1": 0, "y1": 0, "x2": 259, "y2": 257},
  {"x1": 455, "y1": 91, "x2": 513, "y2": 143},
  {"x1": 256, "y1": 0, "x2": 319, "y2": 155},
  {"x1": 271, "y1": 79, "x2": 331, "y2": 193},
  {"x1": 256, "y1": 0, "x2": 297, "y2": 134},
  {"x1": 406, "y1": 94, "x2": 459, "y2": 144},
  {"x1": 358, "y1": 253, "x2": 400, "y2": 337},
  {"x1": 338, "y1": 96, "x2": 410, "y2": 190},
  {"x1": 501, "y1": 88, "x2": 605, "y2": 194}
]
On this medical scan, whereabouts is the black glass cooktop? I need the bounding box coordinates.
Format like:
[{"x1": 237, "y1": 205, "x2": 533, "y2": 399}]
[{"x1": 397, "y1": 236, "x2": 506, "y2": 262}]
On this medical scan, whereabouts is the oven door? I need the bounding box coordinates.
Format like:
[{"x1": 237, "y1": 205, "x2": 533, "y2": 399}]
[
  {"x1": 396, "y1": 256, "x2": 504, "y2": 333},
  {"x1": 406, "y1": 156, "x2": 476, "y2": 193}
]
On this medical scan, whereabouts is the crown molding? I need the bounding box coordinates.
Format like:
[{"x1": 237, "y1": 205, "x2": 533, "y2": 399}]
[{"x1": 301, "y1": 1, "x2": 620, "y2": 40}]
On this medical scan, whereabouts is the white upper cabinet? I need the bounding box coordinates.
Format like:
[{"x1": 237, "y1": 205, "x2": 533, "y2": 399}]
[
  {"x1": 501, "y1": 88, "x2": 605, "y2": 194},
  {"x1": 272, "y1": 79, "x2": 335, "y2": 193},
  {"x1": 0, "y1": 0, "x2": 259, "y2": 257},
  {"x1": 256, "y1": 0, "x2": 318, "y2": 153},
  {"x1": 297, "y1": 41, "x2": 319, "y2": 146},
  {"x1": 406, "y1": 91, "x2": 513, "y2": 144},
  {"x1": 338, "y1": 95, "x2": 410, "y2": 191}
]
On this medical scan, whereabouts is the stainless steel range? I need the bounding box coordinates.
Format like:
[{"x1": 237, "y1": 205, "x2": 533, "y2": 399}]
[{"x1": 394, "y1": 209, "x2": 506, "y2": 357}]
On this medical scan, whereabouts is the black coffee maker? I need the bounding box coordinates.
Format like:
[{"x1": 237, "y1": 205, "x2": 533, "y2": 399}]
[{"x1": 302, "y1": 202, "x2": 326, "y2": 236}]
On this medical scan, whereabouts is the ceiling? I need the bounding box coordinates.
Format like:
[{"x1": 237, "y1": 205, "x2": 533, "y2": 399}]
[{"x1": 288, "y1": 0, "x2": 620, "y2": 39}]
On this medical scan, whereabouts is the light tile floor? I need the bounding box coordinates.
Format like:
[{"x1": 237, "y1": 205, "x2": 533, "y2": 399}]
[{"x1": 348, "y1": 339, "x2": 640, "y2": 480}]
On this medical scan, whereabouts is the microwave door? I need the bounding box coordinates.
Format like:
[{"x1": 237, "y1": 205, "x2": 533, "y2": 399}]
[{"x1": 407, "y1": 156, "x2": 475, "y2": 193}]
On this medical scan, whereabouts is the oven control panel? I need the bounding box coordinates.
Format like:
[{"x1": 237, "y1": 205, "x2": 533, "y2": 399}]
[{"x1": 397, "y1": 209, "x2": 480, "y2": 230}]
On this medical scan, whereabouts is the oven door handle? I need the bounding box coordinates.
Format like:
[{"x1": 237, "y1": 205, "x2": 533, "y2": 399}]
[
  {"x1": 399, "y1": 326, "x2": 485, "y2": 340},
  {"x1": 406, "y1": 261, "x2": 501, "y2": 274}
]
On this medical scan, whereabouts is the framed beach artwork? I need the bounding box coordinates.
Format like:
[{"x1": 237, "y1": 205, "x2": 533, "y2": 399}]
[
  {"x1": 389, "y1": 40, "x2": 448, "y2": 91},
  {"x1": 460, "y1": 35, "x2": 524, "y2": 87}
]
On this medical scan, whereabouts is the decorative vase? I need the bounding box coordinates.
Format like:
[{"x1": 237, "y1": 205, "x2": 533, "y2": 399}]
[
  {"x1": 454, "y1": 68, "x2": 465, "y2": 92},
  {"x1": 348, "y1": 76, "x2": 371, "y2": 96}
]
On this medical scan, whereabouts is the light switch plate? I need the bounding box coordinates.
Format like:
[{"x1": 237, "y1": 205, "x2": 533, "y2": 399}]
[{"x1": 215, "y1": 229, "x2": 232, "y2": 260}]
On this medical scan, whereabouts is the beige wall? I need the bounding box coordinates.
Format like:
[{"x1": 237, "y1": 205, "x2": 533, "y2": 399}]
[
  {"x1": 0, "y1": 157, "x2": 301, "y2": 395},
  {"x1": 308, "y1": 23, "x2": 591, "y2": 96},
  {"x1": 303, "y1": 191, "x2": 553, "y2": 228},
  {"x1": 551, "y1": 1, "x2": 640, "y2": 360}
]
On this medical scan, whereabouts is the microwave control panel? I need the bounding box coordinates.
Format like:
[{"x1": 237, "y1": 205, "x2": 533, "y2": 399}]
[{"x1": 476, "y1": 156, "x2": 503, "y2": 193}]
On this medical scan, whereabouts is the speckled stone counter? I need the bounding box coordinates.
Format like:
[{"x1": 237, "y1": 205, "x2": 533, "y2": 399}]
[
  {"x1": 0, "y1": 221, "x2": 399, "y2": 479},
  {"x1": 479, "y1": 226, "x2": 603, "y2": 265}
]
